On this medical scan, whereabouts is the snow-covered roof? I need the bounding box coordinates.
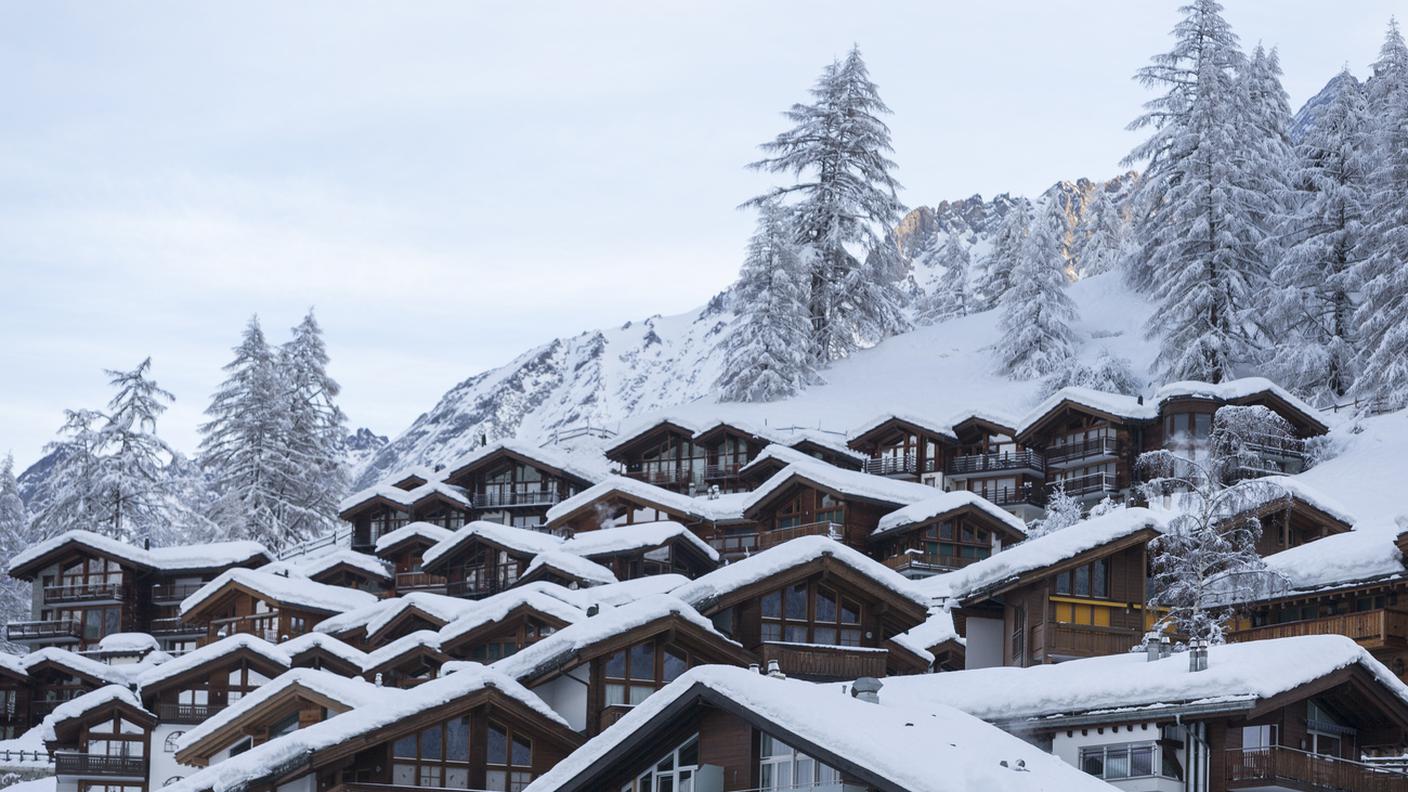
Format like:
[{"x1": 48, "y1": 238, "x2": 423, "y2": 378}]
[
  {"x1": 180, "y1": 568, "x2": 379, "y2": 617},
  {"x1": 287, "y1": 549, "x2": 391, "y2": 581},
  {"x1": 491, "y1": 596, "x2": 735, "y2": 681},
  {"x1": 737, "y1": 443, "x2": 825, "y2": 476},
  {"x1": 849, "y1": 412, "x2": 958, "y2": 443},
  {"x1": 337, "y1": 479, "x2": 470, "y2": 515},
  {"x1": 873, "y1": 491, "x2": 1026, "y2": 540},
  {"x1": 945, "y1": 408, "x2": 1021, "y2": 433},
  {"x1": 606, "y1": 415, "x2": 702, "y2": 455},
  {"x1": 742, "y1": 459, "x2": 940, "y2": 514},
  {"x1": 545, "y1": 574, "x2": 691, "y2": 610},
  {"x1": 20, "y1": 647, "x2": 132, "y2": 685},
  {"x1": 0, "y1": 653, "x2": 26, "y2": 679},
  {"x1": 778, "y1": 427, "x2": 868, "y2": 463},
  {"x1": 879, "y1": 635, "x2": 1408, "y2": 725},
  {"x1": 136, "y1": 634, "x2": 289, "y2": 689},
  {"x1": 175, "y1": 669, "x2": 382, "y2": 757},
  {"x1": 1015, "y1": 386, "x2": 1156, "y2": 436},
  {"x1": 95, "y1": 633, "x2": 161, "y2": 653},
  {"x1": 422, "y1": 521, "x2": 563, "y2": 570},
  {"x1": 163, "y1": 665, "x2": 565, "y2": 792},
  {"x1": 522, "y1": 551, "x2": 617, "y2": 586},
  {"x1": 41, "y1": 685, "x2": 151, "y2": 742},
  {"x1": 673, "y1": 535, "x2": 929, "y2": 611},
  {"x1": 1260, "y1": 522, "x2": 1406, "y2": 593},
  {"x1": 559, "y1": 521, "x2": 720, "y2": 562},
  {"x1": 1154, "y1": 376, "x2": 1326, "y2": 428},
  {"x1": 364, "y1": 592, "x2": 477, "y2": 639},
  {"x1": 920, "y1": 507, "x2": 1167, "y2": 603},
  {"x1": 437, "y1": 588, "x2": 586, "y2": 645},
  {"x1": 544, "y1": 476, "x2": 745, "y2": 525},
  {"x1": 372, "y1": 522, "x2": 455, "y2": 555},
  {"x1": 1244, "y1": 475, "x2": 1357, "y2": 526},
  {"x1": 278, "y1": 633, "x2": 368, "y2": 667},
  {"x1": 10, "y1": 530, "x2": 269, "y2": 576},
  {"x1": 442, "y1": 439, "x2": 610, "y2": 484},
  {"x1": 359, "y1": 630, "x2": 445, "y2": 672},
  {"x1": 524, "y1": 666, "x2": 1114, "y2": 792},
  {"x1": 896, "y1": 609, "x2": 964, "y2": 652}
]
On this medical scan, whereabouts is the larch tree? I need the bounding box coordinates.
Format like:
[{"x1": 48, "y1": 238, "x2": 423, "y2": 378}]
[
  {"x1": 93, "y1": 358, "x2": 175, "y2": 543},
  {"x1": 1072, "y1": 186, "x2": 1127, "y2": 278},
  {"x1": 977, "y1": 198, "x2": 1031, "y2": 310},
  {"x1": 278, "y1": 311, "x2": 349, "y2": 544},
  {"x1": 746, "y1": 46, "x2": 907, "y2": 365},
  {"x1": 0, "y1": 454, "x2": 31, "y2": 650},
  {"x1": 1124, "y1": 0, "x2": 1260, "y2": 383},
  {"x1": 1268, "y1": 69, "x2": 1369, "y2": 401},
  {"x1": 915, "y1": 233, "x2": 971, "y2": 324},
  {"x1": 718, "y1": 202, "x2": 815, "y2": 402},
  {"x1": 996, "y1": 197, "x2": 1077, "y2": 379},
  {"x1": 31, "y1": 408, "x2": 106, "y2": 539}
]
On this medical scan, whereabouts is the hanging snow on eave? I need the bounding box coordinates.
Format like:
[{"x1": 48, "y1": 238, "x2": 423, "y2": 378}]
[{"x1": 873, "y1": 490, "x2": 1027, "y2": 539}]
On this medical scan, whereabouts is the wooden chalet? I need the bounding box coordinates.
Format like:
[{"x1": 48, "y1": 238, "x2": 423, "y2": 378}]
[
  {"x1": 437, "y1": 589, "x2": 584, "y2": 664},
  {"x1": 1013, "y1": 391, "x2": 1150, "y2": 507},
  {"x1": 19, "y1": 648, "x2": 129, "y2": 729},
  {"x1": 372, "y1": 523, "x2": 454, "y2": 595},
  {"x1": 0, "y1": 656, "x2": 28, "y2": 738},
  {"x1": 556, "y1": 522, "x2": 721, "y2": 581},
  {"x1": 868, "y1": 491, "x2": 1028, "y2": 578},
  {"x1": 136, "y1": 635, "x2": 289, "y2": 727},
  {"x1": 512, "y1": 552, "x2": 617, "y2": 590},
  {"x1": 361, "y1": 593, "x2": 472, "y2": 646},
  {"x1": 846, "y1": 413, "x2": 956, "y2": 483},
  {"x1": 419, "y1": 522, "x2": 562, "y2": 599},
  {"x1": 358, "y1": 632, "x2": 450, "y2": 689},
  {"x1": 674, "y1": 537, "x2": 933, "y2": 681},
  {"x1": 604, "y1": 418, "x2": 705, "y2": 494},
  {"x1": 438, "y1": 441, "x2": 603, "y2": 531},
  {"x1": 178, "y1": 569, "x2": 378, "y2": 647},
  {"x1": 281, "y1": 633, "x2": 368, "y2": 678},
  {"x1": 292, "y1": 550, "x2": 392, "y2": 596},
  {"x1": 338, "y1": 474, "x2": 470, "y2": 554},
  {"x1": 45, "y1": 686, "x2": 156, "y2": 792},
  {"x1": 945, "y1": 412, "x2": 1048, "y2": 520},
  {"x1": 541, "y1": 477, "x2": 749, "y2": 561}
]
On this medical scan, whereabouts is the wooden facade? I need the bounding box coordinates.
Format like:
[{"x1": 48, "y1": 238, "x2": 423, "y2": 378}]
[
  {"x1": 439, "y1": 604, "x2": 573, "y2": 665},
  {"x1": 741, "y1": 477, "x2": 896, "y2": 556},
  {"x1": 180, "y1": 582, "x2": 329, "y2": 647},
  {"x1": 46, "y1": 696, "x2": 156, "y2": 792},
  {"x1": 376, "y1": 533, "x2": 448, "y2": 596},
  {"x1": 605, "y1": 421, "x2": 705, "y2": 494},
  {"x1": 846, "y1": 417, "x2": 954, "y2": 481},
  {"x1": 440, "y1": 447, "x2": 594, "y2": 531},
  {"x1": 139, "y1": 644, "x2": 287, "y2": 725},
  {"x1": 175, "y1": 680, "x2": 360, "y2": 767},
  {"x1": 870, "y1": 502, "x2": 1026, "y2": 577}
]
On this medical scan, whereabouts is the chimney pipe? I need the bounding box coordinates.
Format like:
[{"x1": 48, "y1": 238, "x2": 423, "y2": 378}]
[
  {"x1": 1188, "y1": 639, "x2": 1208, "y2": 672},
  {"x1": 748, "y1": 663, "x2": 761, "y2": 674},
  {"x1": 1159, "y1": 634, "x2": 1171, "y2": 660},
  {"x1": 375, "y1": 673, "x2": 384, "y2": 687},
  {"x1": 1145, "y1": 632, "x2": 1162, "y2": 663},
  {"x1": 851, "y1": 677, "x2": 883, "y2": 704},
  {"x1": 766, "y1": 659, "x2": 785, "y2": 679}
]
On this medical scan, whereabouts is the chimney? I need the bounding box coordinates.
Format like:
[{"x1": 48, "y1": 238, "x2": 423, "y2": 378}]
[
  {"x1": 765, "y1": 659, "x2": 785, "y2": 679},
  {"x1": 1188, "y1": 639, "x2": 1208, "y2": 672},
  {"x1": 586, "y1": 604, "x2": 600, "y2": 617},
  {"x1": 1145, "y1": 632, "x2": 1162, "y2": 663},
  {"x1": 375, "y1": 673, "x2": 384, "y2": 687},
  {"x1": 1137, "y1": 395, "x2": 1145, "y2": 405},
  {"x1": 1160, "y1": 634, "x2": 1171, "y2": 659},
  {"x1": 748, "y1": 663, "x2": 761, "y2": 674},
  {"x1": 851, "y1": 677, "x2": 883, "y2": 704}
]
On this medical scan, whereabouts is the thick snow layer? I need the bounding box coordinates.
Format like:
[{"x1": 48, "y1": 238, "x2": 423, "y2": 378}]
[
  {"x1": 873, "y1": 490, "x2": 1027, "y2": 539},
  {"x1": 742, "y1": 459, "x2": 939, "y2": 513},
  {"x1": 879, "y1": 635, "x2": 1408, "y2": 723},
  {"x1": 41, "y1": 684, "x2": 149, "y2": 741},
  {"x1": 559, "y1": 521, "x2": 720, "y2": 562},
  {"x1": 137, "y1": 634, "x2": 289, "y2": 689},
  {"x1": 181, "y1": 568, "x2": 378, "y2": 617},
  {"x1": 850, "y1": 412, "x2": 959, "y2": 442},
  {"x1": 921, "y1": 507, "x2": 1167, "y2": 602},
  {"x1": 442, "y1": 439, "x2": 611, "y2": 483},
  {"x1": 164, "y1": 665, "x2": 564, "y2": 792},
  {"x1": 1262, "y1": 521, "x2": 1406, "y2": 591},
  {"x1": 736, "y1": 443, "x2": 828, "y2": 476},
  {"x1": 372, "y1": 521, "x2": 455, "y2": 554},
  {"x1": 523, "y1": 551, "x2": 617, "y2": 585},
  {"x1": 96, "y1": 632, "x2": 161, "y2": 653},
  {"x1": 0, "y1": 652, "x2": 26, "y2": 678},
  {"x1": 1249, "y1": 475, "x2": 1358, "y2": 526},
  {"x1": 946, "y1": 407, "x2": 1022, "y2": 432},
  {"x1": 523, "y1": 665, "x2": 1114, "y2": 792},
  {"x1": 285, "y1": 549, "x2": 391, "y2": 581},
  {"x1": 422, "y1": 521, "x2": 563, "y2": 569},
  {"x1": 545, "y1": 476, "x2": 745, "y2": 524},
  {"x1": 544, "y1": 574, "x2": 691, "y2": 610},
  {"x1": 608, "y1": 416, "x2": 703, "y2": 453},
  {"x1": 1288, "y1": 412, "x2": 1408, "y2": 525},
  {"x1": 437, "y1": 588, "x2": 586, "y2": 645},
  {"x1": 176, "y1": 668, "x2": 381, "y2": 755},
  {"x1": 363, "y1": 592, "x2": 477, "y2": 638},
  {"x1": 359, "y1": 630, "x2": 444, "y2": 671},
  {"x1": 491, "y1": 596, "x2": 733, "y2": 681},
  {"x1": 279, "y1": 632, "x2": 368, "y2": 666},
  {"x1": 1015, "y1": 386, "x2": 1155, "y2": 436},
  {"x1": 11, "y1": 529, "x2": 268, "y2": 575},
  {"x1": 337, "y1": 479, "x2": 470, "y2": 515},
  {"x1": 674, "y1": 535, "x2": 929, "y2": 610},
  {"x1": 897, "y1": 609, "x2": 964, "y2": 651},
  {"x1": 1154, "y1": 377, "x2": 1326, "y2": 426},
  {"x1": 21, "y1": 647, "x2": 132, "y2": 685}
]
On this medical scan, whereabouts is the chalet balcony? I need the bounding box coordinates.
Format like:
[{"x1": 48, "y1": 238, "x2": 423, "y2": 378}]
[
  {"x1": 761, "y1": 642, "x2": 888, "y2": 680},
  {"x1": 861, "y1": 453, "x2": 918, "y2": 477},
  {"x1": 5, "y1": 619, "x2": 82, "y2": 643},
  {"x1": 1030, "y1": 622, "x2": 1142, "y2": 661},
  {"x1": 1223, "y1": 746, "x2": 1408, "y2": 792},
  {"x1": 704, "y1": 462, "x2": 746, "y2": 481},
  {"x1": 42, "y1": 583, "x2": 124, "y2": 604},
  {"x1": 1229, "y1": 608, "x2": 1408, "y2": 649},
  {"x1": 53, "y1": 752, "x2": 148, "y2": 778},
  {"x1": 882, "y1": 551, "x2": 978, "y2": 575},
  {"x1": 622, "y1": 464, "x2": 700, "y2": 489},
  {"x1": 150, "y1": 582, "x2": 207, "y2": 603},
  {"x1": 981, "y1": 484, "x2": 1048, "y2": 508},
  {"x1": 947, "y1": 450, "x2": 1045, "y2": 479},
  {"x1": 394, "y1": 571, "x2": 447, "y2": 592},
  {"x1": 1045, "y1": 436, "x2": 1118, "y2": 468},
  {"x1": 150, "y1": 616, "x2": 204, "y2": 635},
  {"x1": 158, "y1": 702, "x2": 224, "y2": 724},
  {"x1": 759, "y1": 521, "x2": 844, "y2": 550},
  {"x1": 204, "y1": 614, "x2": 281, "y2": 645},
  {"x1": 1049, "y1": 471, "x2": 1119, "y2": 499},
  {"x1": 473, "y1": 488, "x2": 561, "y2": 509}
]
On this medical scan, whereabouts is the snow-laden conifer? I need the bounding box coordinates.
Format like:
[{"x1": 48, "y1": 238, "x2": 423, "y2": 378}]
[
  {"x1": 1071, "y1": 186, "x2": 1126, "y2": 278},
  {"x1": 996, "y1": 198, "x2": 1076, "y2": 379},
  {"x1": 976, "y1": 199, "x2": 1031, "y2": 310},
  {"x1": 92, "y1": 358, "x2": 175, "y2": 543},
  {"x1": 915, "y1": 233, "x2": 970, "y2": 324},
  {"x1": 0, "y1": 454, "x2": 31, "y2": 650},
  {"x1": 279, "y1": 311, "x2": 349, "y2": 544}
]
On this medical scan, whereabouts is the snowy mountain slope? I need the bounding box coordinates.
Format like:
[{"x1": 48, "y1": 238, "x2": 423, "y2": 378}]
[{"x1": 1290, "y1": 70, "x2": 1361, "y2": 144}]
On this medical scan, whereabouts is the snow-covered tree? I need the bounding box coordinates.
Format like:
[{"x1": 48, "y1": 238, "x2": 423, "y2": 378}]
[
  {"x1": 92, "y1": 358, "x2": 175, "y2": 543},
  {"x1": 1238, "y1": 45, "x2": 1295, "y2": 301},
  {"x1": 1124, "y1": 0, "x2": 1261, "y2": 383},
  {"x1": 1367, "y1": 18, "x2": 1408, "y2": 143},
  {"x1": 746, "y1": 46, "x2": 907, "y2": 364},
  {"x1": 996, "y1": 198, "x2": 1077, "y2": 379},
  {"x1": 718, "y1": 202, "x2": 815, "y2": 402},
  {"x1": 0, "y1": 454, "x2": 31, "y2": 651},
  {"x1": 976, "y1": 199, "x2": 1031, "y2": 309},
  {"x1": 278, "y1": 311, "x2": 349, "y2": 544},
  {"x1": 1267, "y1": 69, "x2": 1369, "y2": 401},
  {"x1": 1072, "y1": 186, "x2": 1127, "y2": 278},
  {"x1": 1028, "y1": 485, "x2": 1082, "y2": 538},
  {"x1": 31, "y1": 409, "x2": 106, "y2": 538},
  {"x1": 200, "y1": 317, "x2": 297, "y2": 548},
  {"x1": 1039, "y1": 349, "x2": 1142, "y2": 400},
  {"x1": 915, "y1": 233, "x2": 970, "y2": 324}
]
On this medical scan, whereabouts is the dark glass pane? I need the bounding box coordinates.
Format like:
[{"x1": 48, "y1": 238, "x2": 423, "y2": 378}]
[
  {"x1": 761, "y1": 591, "x2": 781, "y2": 618},
  {"x1": 488, "y1": 724, "x2": 507, "y2": 764},
  {"x1": 1075, "y1": 565, "x2": 1090, "y2": 597},
  {"x1": 393, "y1": 734, "x2": 416, "y2": 758},
  {"x1": 628, "y1": 643, "x2": 656, "y2": 680},
  {"x1": 420, "y1": 725, "x2": 442, "y2": 760},
  {"x1": 662, "y1": 648, "x2": 687, "y2": 682},
  {"x1": 785, "y1": 584, "x2": 807, "y2": 619},
  {"x1": 1056, "y1": 572, "x2": 1071, "y2": 595},
  {"x1": 1093, "y1": 559, "x2": 1108, "y2": 598},
  {"x1": 604, "y1": 650, "x2": 626, "y2": 679},
  {"x1": 679, "y1": 736, "x2": 699, "y2": 766},
  {"x1": 841, "y1": 599, "x2": 860, "y2": 624},
  {"x1": 815, "y1": 588, "x2": 837, "y2": 622},
  {"x1": 447, "y1": 717, "x2": 469, "y2": 761},
  {"x1": 511, "y1": 736, "x2": 531, "y2": 767}
]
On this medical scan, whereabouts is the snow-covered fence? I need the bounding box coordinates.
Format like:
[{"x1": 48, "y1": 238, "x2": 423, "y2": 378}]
[
  {"x1": 276, "y1": 526, "x2": 352, "y2": 561},
  {"x1": 542, "y1": 424, "x2": 617, "y2": 446},
  {"x1": 1326, "y1": 396, "x2": 1398, "y2": 416}
]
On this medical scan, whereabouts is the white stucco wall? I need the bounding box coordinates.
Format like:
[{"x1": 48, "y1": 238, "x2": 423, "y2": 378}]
[
  {"x1": 531, "y1": 666, "x2": 589, "y2": 732},
  {"x1": 964, "y1": 617, "x2": 1004, "y2": 669},
  {"x1": 149, "y1": 723, "x2": 202, "y2": 789}
]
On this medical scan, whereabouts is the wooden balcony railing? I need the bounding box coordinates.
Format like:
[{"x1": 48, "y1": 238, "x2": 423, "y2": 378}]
[
  {"x1": 1230, "y1": 608, "x2": 1408, "y2": 648},
  {"x1": 882, "y1": 552, "x2": 979, "y2": 573},
  {"x1": 158, "y1": 702, "x2": 223, "y2": 724},
  {"x1": 862, "y1": 453, "x2": 917, "y2": 476},
  {"x1": 205, "y1": 614, "x2": 281, "y2": 644},
  {"x1": 150, "y1": 582, "x2": 207, "y2": 603},
  {"x1": 948, "y1": 450, "x2": 1045, "y2": 476},
  {"x1": 981, "y1": 484, "x2": 1047, "y2": 508},
  {"x1": 1046, "y1": 436, "x2": 1118, "y2": 466},
  {"x1": 760, "y1": 642, "x2": 888, "y2": 680},
  {"x1": 473, "y1": 488, "x2": 561, "y2": 508},
  {"x1": 759, "y1": 522, "x2": 843, "y2": 550},
  {"x1": 43, "y1": 583, "x2": 125, "y2": 604},
  {"x1": 394, "y1": 571, "x2": 447, "y2": 591},
  {"x1": 704, "y1": 462, "x2": 746, "y2": 480},
  {"x1": 149, "y1": 616, "x2": 203, "y2": 635},
  {"x1": 5, "y1": 619, "x2": 82, "y2": 642},
  {"x1": 1050, "y1": 471, "x2": 1118, "y2": 497},
  {"x1": 1029, "y1": 622, "x2": 1141, "y2": 660},
  {"x1": 1223, "y1": 746, "x2": 1408, "y2": 792},
  {"x1": 54, "y1": 753, "x2": 148, "y2": 778},
  {"x1": 622, "y1": 465, "x2": 699, "y2": 488}
]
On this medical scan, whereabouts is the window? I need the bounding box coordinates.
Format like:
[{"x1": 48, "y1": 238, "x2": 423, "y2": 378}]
[
  {"x1": 604, "y1": 641, "x2": 689, "y2": 708},
  {"x1": 623, "y1": 735, "x2": 698, "y2": 792},
  {"x1": 163, "y1": 731, "x2": 185, "y2": 753},
  {"x1": 1079, "y1": 743, "x2": 1163, "y2": 780},
  {"x1": 1241, "y1": 724, "x2": 1277, "y2": 749},
  {"x1": 391, "y1": 717, "x2": 471, "y2": 789},
  {"x1": 919, "y1": 521, "x2": 992, "y2": 563},
  {"x1": 1054, "y1": 558, "x2": 1109, "y2": 599},
  {"x1": 761, "y1": 584, "x2": 862, "y2": 647},
  {"x1": 485, "y1": 721, "x2": 532, "y2": 792},
  {"x1": 759, "y1": 733, "x2": 841, "y2": 790},
  {"x1": 84, "y1": 713, "x2": 146, "y2": 760},
  {"x1": 229, "y1": 737, "x2": 252, "y2": 757}
]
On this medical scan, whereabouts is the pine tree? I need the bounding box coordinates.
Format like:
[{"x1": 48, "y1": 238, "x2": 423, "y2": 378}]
[
  {"x1": 92, "y1": 358, "x2": 175, "y2": 543},
  {"x1": 746, "y1": 46, "x2": 907, "y2": 364},
  {"x1": 977, "y1": 199, "x2": 1031, "y2": 309},
  {"x1": 1040, "y1": 349, "x2": 1142, "y2": 399},
  {"x1": 718, "y1": 203, "x2": 815, "y2": 402},
  {"x1": 1072, "y1": 186, "x2": 1127, "y2": 278},
  {"x1": 1268, "y1": 69, "x2": 1369, "y2": 401},
  {"x1": 31, "y1": 409, "x2": 106, "y2": 538},
  {"x1": 1239, "y1": 45, "x2": 1295, "y2": 318},
  {"x1": 200, "y1": 317, "x2": 297, "y2": 547},
  {"x1": 0, "y1": 454, "x2": 31, "y2": 651},
  {"x1": 278, "y1": 311, "x2": 349, "y2": 544},
  {"x1": 915, "y1": 233, "x2": 970, "y2": 324},
  {"x1": 996, "y1": 198, "x2": 1077, "y2": 379},
  {"x1": 1124, "y1": 0, "x2": 1260, "y2": 383},
  {"x1": 1367, "y1": 19, "x2": 1408, "y2": 142}
]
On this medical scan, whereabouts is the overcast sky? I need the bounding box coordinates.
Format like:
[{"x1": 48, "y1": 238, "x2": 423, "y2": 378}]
[{"x1": 0, "y1": 1, "x2": 1398, "y2": 470}]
